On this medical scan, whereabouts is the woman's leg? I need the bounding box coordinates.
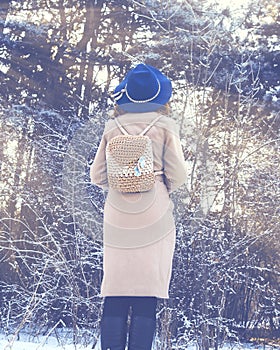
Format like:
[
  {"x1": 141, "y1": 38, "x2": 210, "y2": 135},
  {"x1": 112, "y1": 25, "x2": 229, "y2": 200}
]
[
  {"x1": 128, "y1": 297, "x2": 157, "y2": 350},
  {"x1": 101, "y1": 296, "x2": 130, "y2": 350}
]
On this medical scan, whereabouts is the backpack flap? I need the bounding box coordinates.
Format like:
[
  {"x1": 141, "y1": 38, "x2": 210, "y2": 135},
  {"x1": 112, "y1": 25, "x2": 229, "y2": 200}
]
[{"x1": 107, "y1": 135, "x2": 146, "y2": 166}]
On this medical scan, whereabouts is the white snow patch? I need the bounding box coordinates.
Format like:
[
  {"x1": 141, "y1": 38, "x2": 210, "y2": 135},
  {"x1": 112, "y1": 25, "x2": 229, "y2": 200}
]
[
  {"x1": 0, "y1": 332, "x2": 278, "y2": 350},
  {"x1": 0, "y1": 332, "x2": 93, "y2": 350}
]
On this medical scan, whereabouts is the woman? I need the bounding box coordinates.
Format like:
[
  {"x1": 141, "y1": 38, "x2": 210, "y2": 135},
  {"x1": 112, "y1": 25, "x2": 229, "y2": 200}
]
[{"x1": 90, "y1": 63, "x2": 186, "y2": 350}]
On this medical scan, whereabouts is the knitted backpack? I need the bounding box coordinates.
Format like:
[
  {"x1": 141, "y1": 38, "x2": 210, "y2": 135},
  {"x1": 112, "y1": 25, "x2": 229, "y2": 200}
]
[{"x1": 106, "y1": 115, "x2": 162, "y2": 193}]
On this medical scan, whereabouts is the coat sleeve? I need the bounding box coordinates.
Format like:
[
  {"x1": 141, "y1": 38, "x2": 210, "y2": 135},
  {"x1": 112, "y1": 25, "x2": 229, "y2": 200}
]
[
  {"x1": 90, "y1": 131, "x2": 109, "y2": 190},
  {"x1": 163, "y1": 119, "x2": 187, "y2": 193}
]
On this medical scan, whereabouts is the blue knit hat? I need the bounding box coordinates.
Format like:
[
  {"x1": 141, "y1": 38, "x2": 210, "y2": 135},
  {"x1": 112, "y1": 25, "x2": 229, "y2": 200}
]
[{"x1": 112, "y1": 63, "x2": 172, "y2": 112}]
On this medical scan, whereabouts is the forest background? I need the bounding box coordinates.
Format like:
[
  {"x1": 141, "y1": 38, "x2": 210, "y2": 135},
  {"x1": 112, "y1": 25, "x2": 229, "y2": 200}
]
[{"x1": 0, "y1": 0, "x2": 279, "y2": 349}]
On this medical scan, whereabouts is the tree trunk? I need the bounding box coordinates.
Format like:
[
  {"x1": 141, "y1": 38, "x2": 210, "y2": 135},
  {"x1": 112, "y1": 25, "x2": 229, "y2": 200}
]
[{"x1": 0, "y1": 0, "x2": 10, "y2": 35}]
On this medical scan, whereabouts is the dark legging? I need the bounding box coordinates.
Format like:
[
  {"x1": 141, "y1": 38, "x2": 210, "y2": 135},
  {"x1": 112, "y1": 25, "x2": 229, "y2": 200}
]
[{"x1": 102, "y1": 296, "x2": 157, "y2": 320}]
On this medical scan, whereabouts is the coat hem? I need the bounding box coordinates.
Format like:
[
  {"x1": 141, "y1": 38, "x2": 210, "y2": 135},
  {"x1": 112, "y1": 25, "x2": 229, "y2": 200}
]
[{"x1": 100, "y1": 292, "x2": 170, "y2": 299}]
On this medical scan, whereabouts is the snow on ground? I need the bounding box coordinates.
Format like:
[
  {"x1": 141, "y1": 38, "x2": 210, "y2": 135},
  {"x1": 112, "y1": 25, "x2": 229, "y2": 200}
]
[
  {"x1": 0, "y1": 332, "x2": 278, "y2": 350},
  {"x1": 0, "y1": 334, "x2": 92, "y2": 350}
]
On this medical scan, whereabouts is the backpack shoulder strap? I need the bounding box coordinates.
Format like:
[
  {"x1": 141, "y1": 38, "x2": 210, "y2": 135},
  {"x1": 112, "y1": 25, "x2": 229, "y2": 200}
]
[
  {"x1": 115, "y1": 114, "x2": 163, "y2": 136},
  {"x1": 140, "y1": 115, "x2": 163, "y2": 136},
  {"x1": 114, "y1": 118, "x2": 130, "y2": 135}
]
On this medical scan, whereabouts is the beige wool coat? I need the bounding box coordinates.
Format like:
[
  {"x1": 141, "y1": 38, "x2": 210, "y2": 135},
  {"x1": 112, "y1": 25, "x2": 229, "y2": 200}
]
[{"x1": 90, "y1": 111, "x2": 186, "y2": 298}]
